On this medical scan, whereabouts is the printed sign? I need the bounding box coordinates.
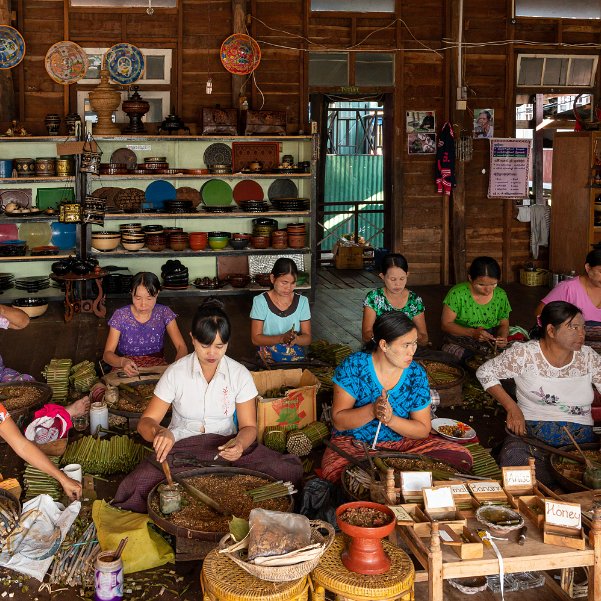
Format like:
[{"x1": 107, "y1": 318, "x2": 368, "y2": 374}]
[
  {"x1": 448, "y1": 482, "x2": 470, "y2": 496},
  {"x1": 424, "y1": 486, "x2": 454, "y2": 510},
  {"x1": 401, "y1": 471, "x2": 432, "y2": 493},
  {"x1": 545, "y1": 500, "x2": 581, "y2": 530},
  {"x1": 503, "y1": 467, "x2": 533, "y2": 488},
  {"x1": 487, "y1": 138, "x2": 532, "y2": 199}
]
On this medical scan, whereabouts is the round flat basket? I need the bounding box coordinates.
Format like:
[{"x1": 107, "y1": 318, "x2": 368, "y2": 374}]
[
  {"x1": 416, "y1": 359, "x2": 465, "y2": 407},
  {"x1": 0, "y1": 25, "x2": 26, "y2": 69},
  {"x1": 105, "y1": 42, "x2": 144, "y2": 85},
  {"x1": 0, "y1": 382, "x2": 52, "y2": 422},
  {"x1": 45, "y1": 41, "x2": 89, "y2": 85},
  {"x1": 220, "y1": 33, "x2": 261, "y2": 76},
  {"x1": 218, "y1": 520, "x2": 335, "y2": 582}
]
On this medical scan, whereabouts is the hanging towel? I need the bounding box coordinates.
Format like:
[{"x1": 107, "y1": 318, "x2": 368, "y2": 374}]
[
  {"x1": 530, "y1": 204, "x2": 550, "y2": 259},
  {"x1": 517, "y1": 206, "x2": 531, "y2": 222}
]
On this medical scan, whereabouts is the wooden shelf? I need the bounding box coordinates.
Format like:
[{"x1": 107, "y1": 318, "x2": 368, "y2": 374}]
[
  {"x1": 90, "y1": 247, "x2": 311, "y2": 258},
  {"x1": 0, "y1": 254, "x2": 71, "y2": 262},
  {"x1": 0, "y1": 135, "x2": 312, "y2": 143},
  {"x1": 103, "y1": 211, "x2": 309, "y2": 220},
  {"x1": 0, "y1": 176, "x2": 73, "y2": 184}
]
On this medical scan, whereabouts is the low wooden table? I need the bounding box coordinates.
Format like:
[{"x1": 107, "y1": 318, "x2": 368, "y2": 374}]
[
  {"x1": 396, "y1": 509, "x2": 601, "y2": 601},
  {"x1": 50, "y1": 270, "x2": 108, "y2": 322}
]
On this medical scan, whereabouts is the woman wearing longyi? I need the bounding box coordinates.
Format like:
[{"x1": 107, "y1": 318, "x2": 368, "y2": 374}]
[
  {"x1": 321, "y1": 312, "x2": 472, "y2": 483},
  {"x1": 113, "y1": 298, "x2": 302, "y2": 513},
  {"x1": 477, "y1": 301, "x2": 601, "y2": 485}
]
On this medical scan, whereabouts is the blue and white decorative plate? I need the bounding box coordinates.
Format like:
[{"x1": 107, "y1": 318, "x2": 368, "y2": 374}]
[
  {"x1": 105, "y1": 43, "x2": 144, "y2": 85},
  {"x1": 0, "y1": 26, "x2": 25, "y2": 70}
]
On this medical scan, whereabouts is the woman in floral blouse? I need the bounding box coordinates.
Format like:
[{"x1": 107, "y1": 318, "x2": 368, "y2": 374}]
[
  {"x1": 362, "y1": 253, "x2": 428, "y2": 346},
  {"x1": 477, "y1": 300, "x2": 601, "y2": 484}
]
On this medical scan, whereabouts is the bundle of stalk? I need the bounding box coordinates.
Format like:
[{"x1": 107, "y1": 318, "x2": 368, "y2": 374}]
[
  {"x1": 310, "y1": 367, "x2": 334, "y2": 392},
  {"x1": 69, "y1": 360, "x2": 98, "y2": 393},
  {"x1": 300, "y1": 421, "x2": 329, "y2": 448},
  {"x1": 286, "y1": 430, "x2": 312, "y2": 456},
  {"x1": 50, "y1": 522, "x2": 99, "y2": 588},
  {"x1": 42, "y1": 358, "x2": 72, "y2": 402},
  {"x1": 263, "y1": 426, "x2": 288, "y2": 453},
  {"x1": 465, "y1": 443, "x2": 502, "y2": 479},
  {"x1": 308, "y1": 340, "x2": 352, "y2": 366},
  {"x1": 61, "y1": 434, "x2": 150, "y2": 475},
  {"x1": 247, "y1": 480, "x2": 296, "y2": 502},
  {"x1": 24, "y1": 457, "x2": 62, "y2": 500}
]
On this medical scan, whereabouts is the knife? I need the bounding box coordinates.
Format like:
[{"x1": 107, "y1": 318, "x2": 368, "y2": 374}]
[{"x1": 517, "y1": 526, "x2": 527, "y2": 545}]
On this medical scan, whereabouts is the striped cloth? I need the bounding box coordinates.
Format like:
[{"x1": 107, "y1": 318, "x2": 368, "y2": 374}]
[{"x1": 321, "y1": 434, "x2": 473, "y2": 483}]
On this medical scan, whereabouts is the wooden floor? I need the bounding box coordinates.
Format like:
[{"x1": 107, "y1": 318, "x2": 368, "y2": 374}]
[{"x1": 1, "y1": 269, "x2": 546, "y2": 380}]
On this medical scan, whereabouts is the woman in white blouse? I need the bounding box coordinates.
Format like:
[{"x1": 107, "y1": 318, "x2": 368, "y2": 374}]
[{"x1": 476, "y1": 301, "x2": 601, "y2": 484}]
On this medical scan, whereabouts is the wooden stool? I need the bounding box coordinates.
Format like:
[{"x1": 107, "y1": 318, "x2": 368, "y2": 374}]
[
  {"x1": 201, "y1": 548, "x2": 309, "y2": 601},
  {"x1": 310, "y1": 536, "x2": 414, "y2": 601}
]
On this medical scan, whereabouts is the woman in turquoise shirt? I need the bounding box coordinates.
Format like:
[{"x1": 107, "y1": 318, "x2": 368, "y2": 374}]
[{"x1": 250, "y1": 258, "x2": 311, "y2": 363}]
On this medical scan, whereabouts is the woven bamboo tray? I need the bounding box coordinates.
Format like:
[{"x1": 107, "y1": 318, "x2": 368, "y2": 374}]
[
  {"x1": 218, "y1": 519, "x2": 335, "y2": 582},
  {"x1": 416, "y1": 360, "x2": 465, "y2": 407}
]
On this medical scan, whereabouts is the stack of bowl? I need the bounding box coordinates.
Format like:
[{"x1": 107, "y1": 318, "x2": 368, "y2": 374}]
[
  {"x1": 271, "y1": 229, "x2": 288, "y2": 249},
  {"x1": 251, "y1": 235, "x2": 269, "y2": 249},
  {"x1": 229, "y1": 233, "x2": 251, "y2": 250},
  {"x1": 143, "y1": 225, "x2": 164, "y2": 236},
  {"x1": 91, "y1": 231, "x2": 120, "y2": 252},
  {"x1": 12, "y1": 297, "x2": 48, "y2": 318},
  {"x1": 254, "y1": 273, "x2": 272, "y2": 288},
  {"x1": 189, "y1": 232, "x2": 208, "y2": 250},
  {"x1": 161, "y1": 259, "x2": 188, "y2": 289},
  {"x1": 208, "y1": 232, "x2": 230, "y2": 250},
  {"x1": 252, "y1": 218, "x2": 278, "y2": 238},
  {"x1": 287, "y1": 223, "x2": 306, "y2": 249},
  {"x1": 169, "y1": 232, "x2": 189, "y2": 251},
  {"x1": 120, "y1": 223, "x2": 145, "y2": 252},
  {"x1": 146, "y1": 233, "x2": 167, "y2": 252}
]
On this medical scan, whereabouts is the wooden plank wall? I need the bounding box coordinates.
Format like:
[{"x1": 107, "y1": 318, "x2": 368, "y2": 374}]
[{"x1": 5, "y1": 0, "x2": 601, "y2": 283}]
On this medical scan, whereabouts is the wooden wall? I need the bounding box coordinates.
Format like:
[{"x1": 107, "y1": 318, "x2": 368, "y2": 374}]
[{"x1": 4, "y1": 0, "x2": 601, "y2": 283}]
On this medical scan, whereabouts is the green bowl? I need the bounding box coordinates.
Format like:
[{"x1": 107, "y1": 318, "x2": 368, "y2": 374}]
[{"x1": 208, "y1": 238, "x2": 229, "y2": 250}]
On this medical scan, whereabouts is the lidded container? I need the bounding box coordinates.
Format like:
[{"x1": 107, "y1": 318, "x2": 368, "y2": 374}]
[{"x1": 90, "y1": 401, "x2": 109, "y2": 436}]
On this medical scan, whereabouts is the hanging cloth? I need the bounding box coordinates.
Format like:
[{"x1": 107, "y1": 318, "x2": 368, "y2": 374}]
[
  {"x1": 435, "y1": 122, "x2": 456, "y2": 196},
  {"x1": 530, "y1": 204, "x2": 550, "y2": 259}
]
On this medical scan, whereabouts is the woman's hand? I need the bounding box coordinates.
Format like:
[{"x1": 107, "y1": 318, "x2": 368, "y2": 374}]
[
  {"x1": 217, "y1": 438, "x2": 244, "y2": 461},
  {"x1": 506, "y1": 406, "x2": 526, "y2": 436},
  {"x1": 59, "y1": 475, "x2": 82, "y2": 501},
  {"x1": 153, "y1": 426, "x2": 175, "y2": 463},
  {"x1": 374, "y1": 389, "x2": 392, "y2": 424},
  {"x1": 472, "y1": 327, "x2": 495, "y2": 342},
  {"x1": 495, "y1": 336, "x2": 508, "y2": 348},
  {"x1": 281, "y1": 329, "x2": 296, "y2": 345},
  {"x1": 121, "y1": 358, "x2": 139, "y2": 377}
]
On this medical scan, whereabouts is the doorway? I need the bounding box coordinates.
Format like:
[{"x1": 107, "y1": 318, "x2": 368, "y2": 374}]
[{"x1": 310, "y1": 95, "x2": 392, "y2": 264}]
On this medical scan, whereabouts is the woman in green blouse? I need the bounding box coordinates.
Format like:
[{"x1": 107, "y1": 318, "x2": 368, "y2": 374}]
[
  {"x1": 441, "y1": 256, "x2": 511, "y2": 360},
  {"x1": 362, "y1": 253, "x2": 429, "y2": 346}
]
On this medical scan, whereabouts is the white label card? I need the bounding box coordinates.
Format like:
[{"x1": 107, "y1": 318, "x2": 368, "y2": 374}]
[
  {"x1": 449, "y1": 483, "x2": 470, "y2": 496},
  {"x1": 388, "y1": 506, "x2": 414, "y2": 522},
  {"x1": 401, "y1": 471, "x2": 433, "y2": 492},
  {"x1": 503, "y1": 468, "x2": 532, "y2": 488},
  {"x1": 469, "y1": 481, "x2": 504, "y2": 494},
  {"x1": 127, "y1": 144, "x2": 152, "y2": 151},
  {"x1": 424, "y1": 486, "x2": 454, "y2": 509},
  {"x1": 545, "y1": 500, "x2": 581, "y2": 530}
]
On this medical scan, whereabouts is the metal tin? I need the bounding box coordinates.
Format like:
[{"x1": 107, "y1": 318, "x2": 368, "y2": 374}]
[
  {"x1": 94, "y1": 551, "x2": 123, "y2": 601},
  {"x1": 56, "y1": 157, "x2": 74, "y2": 177},
  {"x1": 14, "y1": 158, "x2": 35, "y2": 177},
  {"x1": 80, "y1": 151, "x2": 102, "y2": 174},
  {"x1": 59, "y1": 202, "x2": 82, "y2": 223},
  {"x1": 0, "y1": 159, "x2": 13, "y2": 178},
  {"x1": 35, "y1": 157, "x2": 56, "y2": 177}
]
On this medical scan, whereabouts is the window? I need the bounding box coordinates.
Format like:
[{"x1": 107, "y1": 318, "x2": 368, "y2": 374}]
[
  {"x1": 309, "y1": 53, "x2": 349, "y2": 87},
  {"x1": 309, "y1": 52, "x2": 394, "y2": 88},
  {"x1": 311, "y1": 0, "x2": 394, "y2": 12},
  {"x1": 355, "y1": 53, "x2": 394, "y2": 86},
  {"x1": 514, "y1": 0, "x2": 600, "y2": 19},
  {"x1": 517, "y1": 54, "x2": 597, "y2": 88}
]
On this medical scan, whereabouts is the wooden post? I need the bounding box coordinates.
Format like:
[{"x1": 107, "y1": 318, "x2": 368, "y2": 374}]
[
  {"x1": 231, "y1": 0, "x2": 246, "y2": 107},
  {"x1": 528, "y1": 456, "x2": 536, "y2": 486},
  {"x1": 589, "y1": 507, "x2": 601, "y2": 601},
  {"x1": 386, "y1": 467, "x2": 396, "y2": 504},
  {"x1": 428, "y1": 522, "x2": 443, "y2": 601},
  {"x1": 0, "y1": 0, "x2": 16, "y2": 123}
]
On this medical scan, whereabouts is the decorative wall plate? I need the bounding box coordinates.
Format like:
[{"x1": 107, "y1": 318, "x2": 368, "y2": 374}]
[
  {"x1": 220, "y1": 33, "x2": 261, "y2": 76},
  {"x1": 201, "y1": 180, "x2": 233, "y2": 207},
  {"x1": 268, "y1": 178, "x2": 298, "y2": 200},
  {"x1": 203, "y1": 143, "x2": 232, "y2": 167},
  {"x1": 105, "y1": 43, "x2": 144, "y2": 85},
  {"x1": 116, "y1": 187, "x2": 146, "y2": 212},
  {"x1": 145, "y1": 180, "x2": 176, "y2": 209},
  {"x1": 110, "y1": 148, "x2": 137, "y2": 170},
  {"x1": 45, "y1": 41, "x2": 89, "y2": 85},
  {"x1": 233, "y1": 180, "x2": 264, "y2": 205},
  {"x1": 0, "y1": 26, "x2": 25, "y2": 69}
]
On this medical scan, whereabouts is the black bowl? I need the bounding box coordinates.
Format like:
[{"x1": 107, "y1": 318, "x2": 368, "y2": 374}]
[
  {"x1": 71, "y1": 262, "x2": 91, "y2": 275},
  {"x1": 51, "y1": 261, "x2": 70, "y2": 276},
  {"x1": 208, "y1": 231, "x2": 230, "y2": 238},
  {"x1": 12, "y1": 297, "x2": 48, "y2": 307}
]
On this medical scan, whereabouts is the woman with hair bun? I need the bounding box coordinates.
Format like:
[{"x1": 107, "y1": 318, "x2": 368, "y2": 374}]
[
  {"x1": 321, "y1": 312, "x2": 472, "y2": 483},
  {"x1": 113, "y1": 298, "x2": 303, "y2": 512},
  {"x1": 362, "y1": 253, "x2": 428, "y2": 345},
  {"x1": 477, "y1": 301, "x2": 601, "y2": 485}
]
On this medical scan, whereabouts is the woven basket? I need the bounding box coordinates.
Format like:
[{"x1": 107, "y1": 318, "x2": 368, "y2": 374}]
[
  {"x1": 475, "y1": 505, "x2": 524, "y2": 534},
  {"x1": 520, "y1": 268, "x2": 548, "y2": 287},
  {"x1": 448, "y1": 576, "x2": 488, "y2": 594},
  {"x1": 219, "y1": 520, "x2": 335, "y2": 582},
  {"x1": 416, "y1": 360, "x2": 465, "y2": 407}
]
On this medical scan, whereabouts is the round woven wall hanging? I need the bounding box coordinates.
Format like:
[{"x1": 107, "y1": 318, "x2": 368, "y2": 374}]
[{"x1": 220, "y1": 33, "x2": 261, "y2": 76}]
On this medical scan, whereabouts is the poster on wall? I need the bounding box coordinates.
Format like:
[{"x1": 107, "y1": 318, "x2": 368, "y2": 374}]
[
  {"x1": 408, "y1": 133, "x2": 436, "y2": 154},
  {"x1": 474, "y1": 108, "x2": 494, "y2": 138},
  {"x1": 406, "y1": 111, "x2": 436, "y2": 133},
  {"x1": 487, "y1": 138, "x2": 532, "y2": 199}
]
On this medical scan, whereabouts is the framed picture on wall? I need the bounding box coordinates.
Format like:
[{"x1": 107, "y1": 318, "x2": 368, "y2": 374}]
[
  {"x1": 406, "y1": 111, "x2": 436, "y2": 133},
  {"x1": 408, "y1": 132, "x2": 436, "y2": 154},
  {"x1": 474, "y1": 108, "x2": 494, "y2": 139}
]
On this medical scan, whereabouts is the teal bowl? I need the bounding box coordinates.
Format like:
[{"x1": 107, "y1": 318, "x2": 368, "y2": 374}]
[{"x1": 208, "y1": 237, "x2": 229, "y2": 250}]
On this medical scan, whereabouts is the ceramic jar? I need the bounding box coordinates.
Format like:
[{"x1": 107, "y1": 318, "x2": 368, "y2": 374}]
[
  {"x1": 56, "y1": 156, "x2": 75, "y2": 177},
  {"x1": 35, "y1": 157, "x2": 56, "y2": 177},
  {"x1": 14, "y1": 158, "x2": 35, "y2": 177},
  {"x1": 65, "y1": 113, "x2": 82, "y2": 136},
  {"x1": 44, "y1": 114, "x2": 61, "y2": 136}
]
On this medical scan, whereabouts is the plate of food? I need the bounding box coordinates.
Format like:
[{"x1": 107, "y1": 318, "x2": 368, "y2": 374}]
[{"x1": 432, "y1": 418, "x2": 476, "y2": 441}]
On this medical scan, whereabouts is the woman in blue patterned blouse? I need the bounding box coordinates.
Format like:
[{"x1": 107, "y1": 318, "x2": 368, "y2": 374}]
[{"x1": 321, "y1": 312, "x2": 472, "y2": 482}]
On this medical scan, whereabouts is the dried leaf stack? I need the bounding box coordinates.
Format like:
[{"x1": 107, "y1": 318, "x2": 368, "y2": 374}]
[
  {"x1": 43, "y1": 358, "x2": 72, "y2": 402},
  {"x1": 70, "y1": 360, "x2": 98, "y2": 392},
  {"x1": 24, "y1": 457, "x2": 62, "y2": 500},
  {"x1": 309, "y1": 339, "x2": 353, "y2": 366},
  {"x1": 300, "y1": 421, "x2": 329, "y2": 448}
]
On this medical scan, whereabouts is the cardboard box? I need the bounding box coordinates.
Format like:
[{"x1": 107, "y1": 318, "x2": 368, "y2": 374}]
[
  {"x1": 252, "y1": 369, "x2": 319, "y2": 442},
  {"x1": 334, "y1": 244, "x2": 364, "y2": 270}
]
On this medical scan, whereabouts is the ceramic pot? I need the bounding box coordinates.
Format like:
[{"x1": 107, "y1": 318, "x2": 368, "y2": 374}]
[
  {"x1": 65, "y1": 113, "x2": 82, "y2": 136},
  {"x1": 35, "y1": 157, "x2": 56, "y2": 177},
  {"x1": 121, "y1": 86, "x2": 150, "y2": 134},
  {"x1": 14, "y1": 158, "x2": 35, "y2": 177},
  {"x1": 44, "y1": 114, "x2": 61, "y2": 136},
  {"x1": 89, "y1": 69, "x2": 121, "y2": 135},
  {"x1": 336, "y1": 502, "x2": 396, "y2": 575}
]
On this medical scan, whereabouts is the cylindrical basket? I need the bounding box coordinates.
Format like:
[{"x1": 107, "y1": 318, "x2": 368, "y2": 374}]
[
  {"x1": 520, "y1": 268, "x2": 548, "y2": 287},
  {"x1": 416, "y1": 360, "x2": 465, "y2": 407}
]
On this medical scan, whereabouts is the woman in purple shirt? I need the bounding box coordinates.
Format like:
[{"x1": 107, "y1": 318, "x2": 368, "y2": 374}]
[{"x1": 103, "y1": 272, "x2": 187, "y2": 376}]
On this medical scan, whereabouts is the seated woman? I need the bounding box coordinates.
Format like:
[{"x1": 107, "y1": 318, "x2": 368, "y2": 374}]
[
  {"x1": 477, "y1": 301, "x2": 600, "y2": 486},
  {"x1": 362, "y1": 253, "x2": 428, "y2": 345},
  {"x1": 0, "y1": 402, "x2": 81, "y2": 500},
  {"x1": 441, "y1": 256, "x2": 511, "y2": 361},
  {"x1": 537, "y1": 250, "x2": 601, "y2": 352},
  {"x1": 250, "y1": 258, "x2": 311, "y2": 363},
  {"x1": 113, "y1": 298, "x2": 303, "y2": 513},
  {"x1": 0, "y1": 304, "x2": 34, "y2": 382},
  {"x1": 103, "y1": 272, "x2": 187, "y2": 376},
  {"x1": 321, "y1": 312, "x2": 472, "y2": 483}
]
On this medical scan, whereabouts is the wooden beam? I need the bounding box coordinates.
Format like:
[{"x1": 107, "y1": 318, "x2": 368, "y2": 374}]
[
  {"x1": 231, "y1": 0, "x2": 246, "y2": 108},
  {"x1": 0, "y1": 0, "x2": 16, "y2": 123}
]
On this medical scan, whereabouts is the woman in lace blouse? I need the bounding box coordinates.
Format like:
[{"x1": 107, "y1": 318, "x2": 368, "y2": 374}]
[{"x1": 476, "y1": 301, "x2": 601, "y2": 484}]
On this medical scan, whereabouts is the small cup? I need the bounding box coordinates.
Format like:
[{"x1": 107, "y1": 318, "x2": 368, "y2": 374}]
[{"x1": 62, "y1": 463, "x2": 82, "y2": 483}]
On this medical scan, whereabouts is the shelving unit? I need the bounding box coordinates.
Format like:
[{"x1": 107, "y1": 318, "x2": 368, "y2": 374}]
[{"x1": 0, "y1": 134, "x2": 317, "y2": 301}]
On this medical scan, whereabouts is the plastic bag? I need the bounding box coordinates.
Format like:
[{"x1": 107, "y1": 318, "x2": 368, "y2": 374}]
[
  {"x1": 247, "y1": 509, "x2": 310, "y2": 561},
  {"x1": 92, "y1": 500, "x2": 174, "y2": 574}
]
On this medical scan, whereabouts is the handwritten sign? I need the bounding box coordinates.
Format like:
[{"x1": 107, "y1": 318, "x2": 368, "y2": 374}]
[
  {"x1": 468, "y1": 481, "x2": 504, "y2": 494},
  {"x1": 401, "y1": 471, "x2": 432, "y2": 493},
  {"x1": 424, "y1": 486, "x2": 454, "y2": 510},
  {"x1": 503, "y1": 467, "x2": 533, "y2": 488},
  {"x1": 448, "y1": 483, "x2": 470, "y2": 496},
  {"x1": 487, "y1": 138, "x2": 531, "y2": 199},
  {"x1": 388, "y1": 506, "x2": 414, "y2": 522},
  {"x1": 545, "y1": 500, "x2": 581, "y2": 530}
]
